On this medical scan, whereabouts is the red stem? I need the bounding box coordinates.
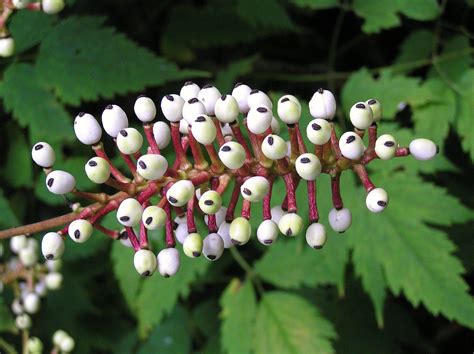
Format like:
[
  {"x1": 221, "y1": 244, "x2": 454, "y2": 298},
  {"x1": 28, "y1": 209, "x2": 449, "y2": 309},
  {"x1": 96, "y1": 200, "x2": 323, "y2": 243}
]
[
  {"x1": 283, "y1": 174, "x2": 297, "y2": 213},
  {"x1": 207, "y1": 214, "x2": 218, "y2": 233},
  {"x1": 262, "y1": 178, "x2": 274, "y2": 220},
  {"x1": 225, "y1": 178, "x2": 242, "y2": 222},
  {"x1": 368, "y1": 123, "x2": 377, "y2": 150},
  {"x1": 295, "y1": 124, "x2": 307, "y2": 154},
  {"x1": 213, "y1": 118, "x2": 225, "y2": 147},
  {"x1": 143, "y1": 123, "x2": 161, "y2": 154},
  {"x1": 171, "y1": 122, "x2": 191, "y2": 170},
  {"x1": 93, "y1": 143, "x2": 130, "y2": 183},
  {"x1": 353, "y1": 164, "x2": 376, "y2": 192},
  {"x1": 125, "y1": 227, "x2": 140, "y2": 251},
  {"x1": 230, "y1": 121, "x2": 253, "y2": 163},
  {"x1": 331, "y1": 173, "x2": 344, "y2": 210},
  {"x1": 93, "y1": 224, "x2": 119, "y2": 239},
  {"x1": 205, "y1": 144, "x2": 225, "y2": 173},
  {"x1": 139, "y1": 201, "x2": 150, "y2": 249},
  {"x1": 187, "y1": 197, "x2": 197, "y2": 233},
  {"x1": 307, "y1": 180, "x2": 319, "y2": 222},
  {"x1": 396, "y1": 147, "x2": 410, "y2": 157},
  {"x1": 164, "y1": 203, "x2": 175, "y2": 247},
  {"x1": 287, "y1": 125, "x2": 300, "y2": 163},
  {"x1": 330, "y1": 123, "x2": 342, "y2": 159},
  {"x1": 241, "y1": 199, "x2": 251, "y2": 220},
  {"x1": 187, "y1": 129, "x2": 208, "y2": 169}
]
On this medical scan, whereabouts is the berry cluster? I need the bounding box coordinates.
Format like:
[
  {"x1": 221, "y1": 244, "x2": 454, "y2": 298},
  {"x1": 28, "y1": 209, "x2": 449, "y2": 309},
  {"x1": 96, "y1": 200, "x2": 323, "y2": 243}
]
[
  {"x1": 0, "y1": 235, "x2": 70, "y2": 352},
  {"x1": 0, "y1": 0, "x2": 65, "y2": 58},
  {"x1": 2, "y1": 82, "x2": 437, "y2": 279}
]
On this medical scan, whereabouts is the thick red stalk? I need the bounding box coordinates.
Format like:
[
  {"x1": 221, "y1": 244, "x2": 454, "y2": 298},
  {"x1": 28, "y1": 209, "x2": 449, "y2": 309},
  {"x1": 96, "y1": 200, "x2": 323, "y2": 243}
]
[
  {"x1": 205, "y1": 144, "x2": 225, "y2": 173},
  {"x1": 186, "y1": 197, "x2": 197, "y2": 233},
  {"x1": 329, "y1": 123, "x2": 342, "y2": 159},
  {"x1": 262, "y1": 178, "x2": 274, "y2": 220},
  {"x1": 283, "y1": 174, "x2": 297, "y2": 213},
  {"x1": 287, "y1": 125, "x2": 300, "y2": 163},
  {"x1": 353, "y1": 164, "x2": 376, "y2": 192},
  {"x1": 207, "y1": 214, "x2": 218, "y2": 233},
  {"x1": 170, "y1": 122, "x2": 191, "y2": 170},
  {"x1": 241, "y1": 199, "x2": 251, "y2": 220},
  {"x1": 225, "y1": 178, "x2": 242, "y2": 222},
  {"x1": 295, "y1": 124, "x2": 307, "y2": 154},
  {"x1": 187, "y1": 129, "x2": 208, "y2": 170},
  {"x1": 164, "y1": 203, "x2": 175, "y2": 247},
  {"x1": 93, "y1": 224, "x2": 119, "y2": 239},
  {"x1": 307, "y1": 180, "x2": 319, "y2": 222},
  {"x1": 88, "y1": 199, "x2": 120, "y2": 224},
  {"x1": 331, "y1": 173, "x2": 344, "y2": 210},
  {"x1": 143, "y1": 123, "x2": 161, "y2": 154},
  {"x1": 230, "y1": 121, "x2": 253, "y2": 163},
  {"x1": 125, "y1": 227, "x2": 140, "y2": 251},
  {"x1": 213, "y1": 118, "x2": 225, "y2": 147},
  {"x1": 93, "y1": 143, "x2": 130, "y2": 183}
]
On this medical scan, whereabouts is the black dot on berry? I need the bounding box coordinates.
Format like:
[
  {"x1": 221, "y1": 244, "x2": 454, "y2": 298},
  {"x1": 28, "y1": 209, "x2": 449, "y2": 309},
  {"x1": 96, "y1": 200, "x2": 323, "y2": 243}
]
[
  {"x1": 47, "y1": 178, "x2": 54, "y2": 187},
  {"x1": 243, "y1": 188, "x2": 252, "y2": 195},
  {"x1": 317, "y1": 88, "x2": 324, "y2": 94},
  {"x1": 281, "y1": 97, "x2": 290, "y2": 103},
  {"x1": 169, "y1": 196, "x2": 178, "y2": 204},
  {"x1": 377, "y1": 201, "x2": 387, "y2": 207},
  {"x1": 285, "y1": 229, "x2": 292, "y2": 236},
  {"x1": 368, "y1": 99, "x2": 377, "y2": 105},
  {"x1": 139, "y1": 161, "x2": 147, "y2": 169},
  {"x1": 207, "y1": 255, "x2": 216, "y2": 260},
  {"x1": 46, "y1": 254, "x2": 54, "y2": 260},
  {"x1": 268, "y1": 136, "x2": 274, "y2": 145},
  {"x1": 312, "y1": 123, "x2": 321, "y2": 131},
  {"x1": 346, "y1": 136, "x2": 356, "y2": 143},
  {"x1": 188, "y1": 98, "x2": 199, "y2": 104},
  {"x1": 34, "y1": 144, "x2": 43, "y2": 150},
  {"x1": 371, "y1": 122, "x2": 377, "y2": 127},
  {"x1": 202, "y1": 84, "x2": 212, "y2": 89},
  {"x1": 142, "y1": 271, "x2": 151, "y2": 277},
  {"x1": 356, "y1": 103, "x2": 366, "y2": 109},
  {"x1": 234, "y1": 82, "x2": 243, "y2": 88},
  {"x1": 436, "y1": 145, "x2": 440, "y2": 154},
  {"x1": 314, "y1": 245, "x2": 323, "y2": 249},
  {"x1": 164, "y1": 274, "x2": 170, "y2": 278},
  {"x1": 301, "y1": 157, "x2": 311, "y2": 164},
  {"x1": 195, "y1": 116, "x2": 206, "y2": 122},
  {"x1": 166, "y1": 95, "x2": 174, "y2": 101},
  {"x1": 105, "y1": 104, "x2": 113, "y2": 110},
  {"x1": 264, "y1": 239, "x2": 273, "y2": 244},
  {"x1": 257, "y1": 107, "x2": 268, "y2": 113},
  {"x1": 74, "y1": 230, "x2": 81, "y2": 239},
  {"x1": 78, "y1": 112, "x2": 85, "y2": 117},
  {"x1": 137, "y1": 94, "x2": 146, "y2": 98},
  {"x1": 119, "y1": 231, "x2": 128, "y2": 239},
  {"x1": 221, "y1": 95, "x2": 227, "y2": 100},
  {"x1": 88, "y1": 160, "x2": 98, "y2": 167},
  {"x1": 287, "y1": 123, "x2": 295, "y2": 128},
  {"x1": 231, "y1": 239, "x2": 241, "y2": 245},
  {"x1": 204, "y1": 200, "x2": 213, "y2": 205},
  {"x1": 120, "y1": 130, "x2": 128, "y2": 137},
  {"x1": 184, "y1": 81, "x2": 194, "y2": 86},
  {"x1": 192, "y1": 251, "x2": 201, "y2": 257},
  {"x1": 250, "y1": 89, "x2": 259, "y2": 94},
  {"x1": 221, "y1": 146, "x2": 231, "y2": 152},
  {"x1": 384, "y1": 141, "x2": 395, "y2": 147},
  {"x1": 145, "y1": 217, "x2": 153, "y2": 225},
  {"x1": 120, "y1": 216, "x2": 130, "y2": 222}
]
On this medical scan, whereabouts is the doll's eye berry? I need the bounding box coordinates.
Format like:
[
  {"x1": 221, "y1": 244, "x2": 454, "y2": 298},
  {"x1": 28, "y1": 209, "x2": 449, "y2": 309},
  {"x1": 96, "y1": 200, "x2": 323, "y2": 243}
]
[{"x1": 347, "y1": 136, "x2": 356, "y2": 143}]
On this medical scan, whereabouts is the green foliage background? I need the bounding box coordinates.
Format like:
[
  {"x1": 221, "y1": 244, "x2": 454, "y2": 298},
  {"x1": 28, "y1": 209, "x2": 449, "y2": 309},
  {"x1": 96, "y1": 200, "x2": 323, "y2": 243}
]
[{"x1": 0, "y1": 0, "x2": 473, "y2": 353}]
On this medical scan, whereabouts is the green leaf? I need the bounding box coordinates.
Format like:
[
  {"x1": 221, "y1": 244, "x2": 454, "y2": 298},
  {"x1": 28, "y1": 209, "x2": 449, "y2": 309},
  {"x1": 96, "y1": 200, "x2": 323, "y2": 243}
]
[
  {"x1": 0, "y1": 189, "x2": 19, "y2": 228},
  {"x1": 3, "y1": 126, "x2": 34, "y2": 188},
  {"x1": 253, "y1": 291, "x2": 336, "y2": 354},
  {"x1": 347, "y1": 172, "x2": 474, "y2": 328},
  {"x1": 193, "y1": 299, "x2": 220, "y2": 338},
  {"x1": 220, "y1": 279, "x2": 256, "y2": 354},
  {"x1": 0, "y1": 63, "x2": 72, "y2": 143},
  {"x1": 353, "y1": 0, "x2": 439, "y2": 33},
  {"x1": 395, "y1": 30, "x2": 434, "y2": 69},
  {"x1": 138, "y1": 306, "x2": 191, "y2": 354},
  {"x1": 8, "y1": 10, "x2": 55, "y2": 53},
  {"x1": 135, "y1": 252, "x2": 209, "y2": 337},
  {"x1": 111, "y1": 241, "x2": 142, "y2": 311},
  {"x1": 341, "y1": 68, "x2": 430, "y2": 119},
  {"x1": 236, "y1": 0, "x2": 297, "y2": 31},
  {"x1": 215, "y1": 56, "x2": 259, "y2": 93},
  {"x1": 35, "y1": 16, "x2": 190, "y2": 106},
  {"x1": 456, "y1": 70, "x2": 474, "y2": 160},
  {"x1": 290, "y1": 0, "x2": 338, "y2": 10},
  {"x1": 0, "y1": 302, "x2": 15, "y2": 333}
]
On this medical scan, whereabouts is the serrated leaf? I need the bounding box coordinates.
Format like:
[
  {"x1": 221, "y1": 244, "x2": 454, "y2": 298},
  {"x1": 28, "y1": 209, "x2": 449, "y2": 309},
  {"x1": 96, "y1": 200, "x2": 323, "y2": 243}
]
[
  {"x1": 215, "y1": 56, "x2": 259, "y2": 93},
  {"x1": 193, "y1": 299, "x2": 220, "y2": 338},
  {"x1": 290, "y1": 0, "x2": 338, "y2": 10},
  {"x1": 341, "y1": 68, "x2": 430, "y2": 119},
  {"x1": 3, "y1": 126, "x2": 33, "y2": 188},
  {"x1": 353, "y1": 0, "x2": 439, "y2": 33},
  {"x1": 135, "y1": 252, "x2": 209, "y2": 337},
  {"x1": 254, "y1": 291, "x2": 336, "y2": 354},
  {"x1": 220, "y1": 279, "x2": 256, "y2": 354},
  {"x1": 35, "y1": 16, "x2": 189, "y2": 105},
  {"x1": 8, "y1": 10, "x2": 55, "y2": 53},
  {"x1": 0, "y1": 189, "x2": 19, "y2": 228},
  {"x1": 138, "y1": 306, "x2": 191, "y2": 354},
  {"x1": 111, "y1": 241, "x2": 142, "y2": 311},
  {"x1": 347, "y1": 171, "x2": 474, "y2": 328},
  {"x1": 456, "y1": 70, "x2": 474, "y2": 160},
  {"x1": 0, "y1": 63, "x2": 72, "y2": 143},
  {"x1": 236, "y1": 0, "x2": 297, "y2": 31},
  {"x1": 395, "y1": 30, "x2": 434, "y2": 69}
]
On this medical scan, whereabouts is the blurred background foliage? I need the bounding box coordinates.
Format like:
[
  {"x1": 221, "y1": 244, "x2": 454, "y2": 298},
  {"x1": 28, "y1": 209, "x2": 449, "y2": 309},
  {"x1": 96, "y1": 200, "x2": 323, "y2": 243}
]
[{"x1": 0, "y1": 0, "x2": 473, "y2": 353}]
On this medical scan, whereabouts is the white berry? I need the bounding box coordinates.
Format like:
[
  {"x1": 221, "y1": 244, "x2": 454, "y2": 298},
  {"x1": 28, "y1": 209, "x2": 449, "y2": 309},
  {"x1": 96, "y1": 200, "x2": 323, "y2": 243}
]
[
  {"x1": 45, "y1": 272, "x2": 63, "y2": 290},
  {"x1": 203, "y1": 233, "x2": 224, "y2": 261},
  {"x1": 41, "y1": 232, "x2": 64, "y2": 260},
  {"x1": 350, "y1": 102, "x2": 373, "y2": 130},
  {"x1": 328, "y1": 207, "x2": 352, "y2": 232},
  {"x1": 247, "y1": 106, "x2": 272, "y2": 134},
  {"x1": 117, "y1": 198, "x2": 143, "y2": 227},
  {"x1": 366, "y1": 188, "x2": 388, "y2": 213},
  {"x1": 277, "y1": 95, "x2": 301, "y2": 124},
  {"x1": 217, "y1": 222, "x2": 234, "y2": 248},
  {"x1": 271, "y1": 205, "x2": 286, "y2": 224},
  {"x1": 15, "y1": 314, "x2": 32, "y2": 330},
  {"x1": 247, "y1": 89, "x2": 272, "y2": 109},
  {"x1": 409, "y1": 138, "x2": 438, "y2": 161},
  {"x1": 180, "y1": 81, "x2": 200, "y2": 101},
  {"x1": 182, "y1": 98, "x2": 206, "y2": 124},
  {"x1": 218, "y1": 142, "x2": 246, "y2": 169},
  {"x1": 167, "y1": 180, "x2": 195, "y2": 207},
  {"x1": 10, "y1": 235, "x2": 28, "y2": 254},
  {"x1": 232, "y1": 83, "x2": 252, "y2": 114},
  {"x1": 153, "y1": 121, "x2": 171, "y2": 149},
  {"x1": 309, "y1": 88, "x2": 336, "y2": 120},
  {"x1": 116, "y1": 128, "x2": 143, "y2": 154},
  {"x1": 32, "y1": 142, "x2": 55, "y2": 168},
  {"x1": 305, "y1": 223, "x2": 327, "y2": 249},
  {"x1": 133, "y1": 249, "x2": 157, "y2": 276},
  {"x1": 74, "y1": 112, "x2": 102, "y2": 145},
  {"x1": 134, "y1": 96, "x2": 156, "y2": 122},
  {"x1": 375, "y1": 134, "x2": 397, "y2": 160},
  {"x1": 198, "y1": 84, "x2": 221, "y2": 116},
  {"x1": 161, "y1": 94, "x2": 184, "y2": 122},
  {"x1": 23, "y1": 292, "x2": 41, "y2": 314},
  {"x1": 0, "y1": 37, "x2": 15, "y2": 58},
  {"x1": 241, "y1": 176, "x2": 270, "y2": 202},
  {"x1": 68, "y1": 219, "x2": 93, "y2": 243},
  {"x1": 46, "y1": 170, "x2": 76, "y2": 194},
  {"x1": 101, "y1": 104, "x2": 128, "y2": 138},
  {"x1": 257, "y1": 219, "x2": 279, "y2": 245},
  {"x1": 295, "y1": 153, "x2": 322, "y2": 180},
  {"x1": 137, "y1": 154, "x2": 168, "y2": 180},
  {"x1": 157, "y1": 248, "x2": 180, "y2": 277},
  {"x1": 142, "y1": 206, "x2": 167, "y2": 230},
  {"x1": 306, "y1": 118, "x2": 331, "y2": 145},
  {"x1": 366, "y1": 99, "x2": 382, "y2": 122},
  {"x1": 42, "y1": 0, "x2": 65, "y2": 14},
  {"x1": 262, "y1": 134, "x2": 287, "y2": 160},
  {"x1": 215, "y1": 94, "x2": 239, "y2": 123},
  {"x1": 191, "y1": 115, "x2": 217, "y2": 145},
  {"x1": 339, "y1": 132, "x2": 365, "y2": 160}
]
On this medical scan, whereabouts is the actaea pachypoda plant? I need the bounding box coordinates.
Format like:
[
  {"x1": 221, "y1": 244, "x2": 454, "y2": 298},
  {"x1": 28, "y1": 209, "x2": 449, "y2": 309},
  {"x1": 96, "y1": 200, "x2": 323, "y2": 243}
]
[{"x1": 0, "y1": 82, "x2": 438, "y2": 278}]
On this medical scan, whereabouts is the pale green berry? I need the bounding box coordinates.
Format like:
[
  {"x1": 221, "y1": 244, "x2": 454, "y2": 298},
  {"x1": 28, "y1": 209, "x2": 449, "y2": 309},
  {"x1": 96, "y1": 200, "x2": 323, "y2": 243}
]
[
  {"x1": 305, "y1": 223, "x2": 327, "y2": 249},
  {"x1": 261, "y1": 134, "x2": 287, "y2": 160},
  {"x1": 13, "y1": 0, "x2": 28, "y2": 9},
  {"x1": 41, "y1": 232, "x2": 65, "y2": 260},
  {"x1": 59, "y1": 335, "x2": 75, "y2": 353},
  {"x1": 53, "y1": 330, "x2": 68, "y2": 347},
  {"x1": 339, "y1": 132, "x2": 365, "y2": 160},
  {"x1": 229, "y1": 217, "x2": 251, "y2": 246},
  {"x1": 42, "y1": 0, "x2": 65, "y2": 14},
  {"x1": 203, "y1": 233, "x2": 224, "y2": 261},
  {"x1": 117, "y1": 198, "x2": 143, "y2": 227},
  {"x1": 142, "y1": 206, "x2": 167, "y2": 230},
  {"x1": 257, "y1": 219, "x2": 279, "y2": 245},
  {"x1": 240, "y1": 176, "x2": 270, "y2": 202},
  {"x1": 68, "y1": 219, "x2": 93, "y2": 243},
  {"x1": 23, "y1": 292, "x2": 41, "y2": 314},
  {"x1": 278, "y1": 213, "x2": 303, "y2": 236},
  {"x1": 46, "y1": 259, "x2": 62, "y2": 272},
  {"x1": 136, "y1": 154, "x2": 168, "y2": 180},
  {"x1": 350, "y1": 102, "x2": 373, "y2": 130},
  {"x1": 277, "y1": 95, "x2": 301, "y2": 124},
  {"x1": 328, "y1": 207, "x2": 352, "y2": 233},
  {"x1": 309, "y1": 88, "x2": 336, "y2": 120},
  {"x1": 10, "y1": 235, "x2": 28, "y2": 254},
  {"x1": 46, "y1": 170, "x2": 76, "y2": 195},
  {"x1": 15, "y1": 314, "x2": 32, "y2": 330},
  {"x1": 27, "y1": 337, "x2": 43, "y2": 353},
  {"x1": 366, "y1": 99, "x2": 382, "y2": 122},
  {"x1": 375, "y1": 134, "x2": 397, "y2": 160},
  {"x1": 0, "y1": 37, "x2": 15, "y2": 58},
  {"x1": 215, "y1": 94, "x2": 239, "y2": 123},
  {"x1": 19, "y1": 247, "x2": 38, "y2": 267},
  {"x1": 409, "y1": 138, "x2": 438, "y2": 161},
  {"x1": 183, "y1": 233, "x2": 203, "y2": 258},
  {"x1": 366, "y1": 188, "x2": 388, "y2": 213},
  {"x1": 271, "y1": 116, "x2": 280, "y2": 134},
  {"x1": 45, "y1": 272, "x2": 63, "y2": 290},
  {"x1": 199, "y1": 190, "x2": 222, "y2": 215},
  {"x1": 218, "y1": 142, "x2": 246, "y2": 169},
  {"x1": 295, "y1": 153, "x2": 321, "y2": 180},
  {"x1": 157, "y1": 248, "x2": 180, "y2": 277},
  {"x1": 85, "y1": 157, "x2": 110, "y2": 184},
  {"x1": 11, "y1": 298, "x2": 24, "y2": 315},
  {"x1": 133, "y1": 249, "x2": 157, "y2": 276},
  {"x1": 116, "y1": 128, "x2": 143, "y2": 154},
  {"x1": 191, "y1": 115, "x2": 217, "y2": 145},
  {"x1": 166, "y1": 180, "x2": 195, "y2": 207},
  {"x1": 306, "y1": 118, "x2": 331, "y2": 145},
  {"x1": 175, "y1": 223, "x2": 189, "y2": 244}
]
